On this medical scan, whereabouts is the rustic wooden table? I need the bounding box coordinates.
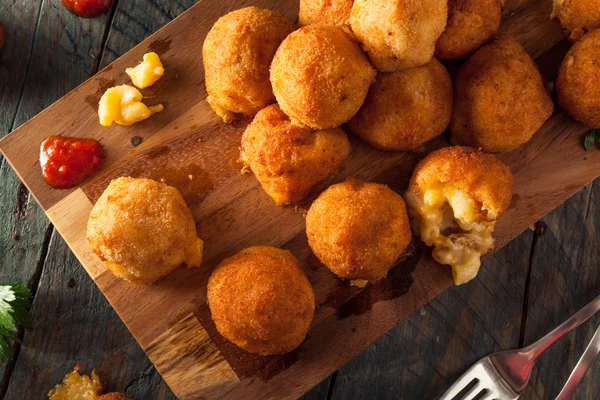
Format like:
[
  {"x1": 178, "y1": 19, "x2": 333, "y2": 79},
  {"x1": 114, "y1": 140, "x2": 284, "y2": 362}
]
[{"x1": 0, "y1": 1, "x2": 598, "y2": 399}]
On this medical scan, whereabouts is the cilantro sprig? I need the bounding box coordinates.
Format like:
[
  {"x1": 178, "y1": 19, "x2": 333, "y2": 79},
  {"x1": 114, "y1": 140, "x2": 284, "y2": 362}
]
[
  {"x1": 0, "y1": 283, "x2": 32, "y2": 362},
  {"x1": 584, "y1": 129, "x2": 600, "y2": 151}
]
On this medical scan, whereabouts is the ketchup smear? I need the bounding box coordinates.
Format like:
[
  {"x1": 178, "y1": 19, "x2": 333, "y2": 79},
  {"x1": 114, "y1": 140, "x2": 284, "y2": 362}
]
[
  {"x1": 61, "y1": 0, "x2": 112, "y2": 18},
  {"x1": 40, "y1": 136, "x2": 104, "y2": 189}
]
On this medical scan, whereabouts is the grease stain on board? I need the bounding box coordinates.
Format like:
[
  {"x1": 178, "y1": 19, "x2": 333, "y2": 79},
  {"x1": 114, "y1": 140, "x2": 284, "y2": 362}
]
[
  {"x1": 84, "y1": 77, "x2": 115, "y2": 109},
  {"x1": 192, "y1": 305, "x2": 301, "y2": 382},
  {"x1": 148, "y1": 38, "x2": 172, "y2": 56},
  {"x1": 335, "y1": 240, "x2": 421, "y2": 319},
  {"x1": 129, "y1": 163, "x2": 215, "y2": 206}
]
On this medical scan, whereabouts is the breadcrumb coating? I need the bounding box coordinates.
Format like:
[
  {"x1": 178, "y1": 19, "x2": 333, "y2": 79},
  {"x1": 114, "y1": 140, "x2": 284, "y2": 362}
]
[
  {"x1": 240, "y1": 104, "x2": 351, "y2": 204},
  {"x1": 203, "y1": 6, "x2": 294, "y2": 123},
  {"x1": 306, "y1": 178, "x2": 412, "y2": 281},
  {"x1": 406, "y1": 146, "x2": 513, "y2": 220},
  {"x1": 450, "y1": 35, "x2": 553, "y2": 152},
  {"x1": 552, "y1": 0, "x2": 600, "y2": 41},
  {"x1": 556, "y1": 28, "x2": 600, "y2": 128},
  {"x1": 270, "y1": 24, "x2": 376, "y2": 129},
  {"x1": 299, "y1": 0, "x2": 354, "y2": 26},
  {"x1": 207, "y1": 246, "x2": 315, "y2": 355},
  {"x1": 87, "y1": 177, "x2": 203, "y2": 284},
  {"x1": 350, "y1": 0, "x2": 448, "y2": 71},
  {"x1": 348, "y1": 58, "x2": 452, "y2": 151},
  {"x1": 435, "y1": 0, "x2": 503, "y2": 60}
]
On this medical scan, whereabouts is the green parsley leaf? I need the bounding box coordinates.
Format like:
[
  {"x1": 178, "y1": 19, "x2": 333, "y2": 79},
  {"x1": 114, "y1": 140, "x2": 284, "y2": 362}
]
[
  {"x1": 584, "y1": 129, "x2": 600, "y2": 151},
  {"x1": 0, "y1": 283, "x2": 32, "y2": 363}
]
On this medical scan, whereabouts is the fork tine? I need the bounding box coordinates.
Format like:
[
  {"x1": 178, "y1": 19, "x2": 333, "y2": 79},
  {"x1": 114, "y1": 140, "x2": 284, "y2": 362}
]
[
  {"x1": 438, "y1": 373, "x2": 478, "y2": 400},
  {"x1": 462, "y1": 384, "x2": 484, "y2": 400},
  {"x1": 477, "y1": 391, "x2": 496, "y2": 400}
]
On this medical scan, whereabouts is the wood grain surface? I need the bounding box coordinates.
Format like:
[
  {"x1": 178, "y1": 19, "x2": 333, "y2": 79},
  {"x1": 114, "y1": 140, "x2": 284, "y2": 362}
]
[{"x1": 0, "y1": 0, "x2": 599, "y2": 399}]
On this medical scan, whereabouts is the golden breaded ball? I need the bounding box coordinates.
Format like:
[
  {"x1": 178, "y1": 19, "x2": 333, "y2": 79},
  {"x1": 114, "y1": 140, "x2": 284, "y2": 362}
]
[
  {"x1": 450, "y1": 35, "x2": 554, "y2": 152},
  {"x1": 203, "y1": 7, "x2": 294, "y2": 123},
  {"x1": 240, "y1": 104, "x2": 351, "y2": 205},
  {"x1": 348, "y1": 58, "x2": 452, "y2": 151},
  {"x1": 435, "y1": 0, "x2": 503, "y2": 60},
  {"x1": 552, "y1": 0, "x2": 600, "y2": 41},
  {"x1": 349, "y1": 0, "x2": 448, "y2": 71},
  {"x1": 306, "y1": 178, "x2": 412, "y2": 282},
  {"x1": 87, "y1": 177, "x2": 203, "y2": 284},
  {"x1": 270, "y1": 25, "x2": 376, "y2": 129},
  {"x1": 404, "y1": 146, "x2": 513, "y2": 285},
  {"x1": 299, "y1": 0, "x2": 354, "y2": 26},
  {"x1": 556, "y1": 28, "x2": 600, "y2": 128},
  {"x1": 207, "y1": 246, "x2": 315, "y2": 355}
]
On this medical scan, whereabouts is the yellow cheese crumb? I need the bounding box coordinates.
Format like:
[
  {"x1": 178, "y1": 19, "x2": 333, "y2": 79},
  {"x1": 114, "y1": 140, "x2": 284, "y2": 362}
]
[
  {"x1": 98, "y1": 85, "x2": 163, "y2": 126},
  {"x1": 350, "y1": 279, "x2": 368, "y2": 288},
  {"x1": 125, "y1": 52, "x2": 165, "y2": 89},
  {"x1": 185, "y1": 237, "x2": 204, "y2": 268}
]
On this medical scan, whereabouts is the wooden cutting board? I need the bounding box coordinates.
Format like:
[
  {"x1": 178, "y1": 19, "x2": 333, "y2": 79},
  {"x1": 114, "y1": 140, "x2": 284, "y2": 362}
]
[{"x1": 0, "y1": 0, "x2": 598, "y2": 398}]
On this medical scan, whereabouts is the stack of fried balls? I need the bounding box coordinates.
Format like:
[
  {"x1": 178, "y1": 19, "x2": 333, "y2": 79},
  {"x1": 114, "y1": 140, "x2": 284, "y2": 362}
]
[{"x1": 86, "y1": 0, "x2": 599, "y2": 358}]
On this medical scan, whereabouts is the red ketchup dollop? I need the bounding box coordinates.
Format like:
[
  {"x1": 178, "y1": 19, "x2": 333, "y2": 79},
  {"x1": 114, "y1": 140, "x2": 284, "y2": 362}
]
[
  {"x1": 61, "y1": 0, "x2": 112, "y2": 18},
  {"x1": 40, "y1": 136, "x2": 104, "y2": 189}
]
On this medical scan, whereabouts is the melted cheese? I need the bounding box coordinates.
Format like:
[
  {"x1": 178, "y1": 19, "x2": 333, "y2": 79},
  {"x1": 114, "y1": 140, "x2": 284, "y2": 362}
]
[
  {"x1": 125, "y1": 52, "x2": 165, "y2": 89},
  {"x1": 404, "y1": 184, "x2": 495, "y2": 285},
  {"x1": 98, "y1": 85, "x2": 163, "y2": 126}
]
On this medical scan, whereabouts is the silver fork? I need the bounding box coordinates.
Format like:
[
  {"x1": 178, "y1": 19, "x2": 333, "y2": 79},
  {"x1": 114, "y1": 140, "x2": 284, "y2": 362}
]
[{"x1": 439, "y1": 294, "x2": 600, "y2": 400}]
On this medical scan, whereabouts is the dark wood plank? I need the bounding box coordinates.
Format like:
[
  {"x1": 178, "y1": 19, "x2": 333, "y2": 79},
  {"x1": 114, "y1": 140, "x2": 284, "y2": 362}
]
[
  {"x1": 4, "y1": 232, "x2": 177, "y2": 399},
  {"x1": 1, "y1": 0, "x2": 598, "y2": 398},
  {"x1": 521, "y1": 178, "x2": 599, "y2": 400},
  {"x1": 301, "y1": 376, "x2": 332, "y2": 400},
  {"x1": 0, "y1": 0, "x2": 82, "y2": 390},
  {"x1": 99, "y1": 0, "x2": 196, "y2": 66},
  {"x1": 0, "y1": 0, "x2": 134, "y2": 397},
  {"x1": 326, "y1": 231, "x2": 533, "y2": 399},
  {"x1": 3, "y1": 1, "x2": 195, "y2": 398}
]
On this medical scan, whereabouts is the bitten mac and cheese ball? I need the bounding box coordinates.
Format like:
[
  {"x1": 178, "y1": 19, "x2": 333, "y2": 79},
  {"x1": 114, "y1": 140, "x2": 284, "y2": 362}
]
[
  {"x1": 435, "y1": 0, "x2": 503, "y2": 60},
  {"x1": 207, "y1": 246, "x2": 315, "y2": 355},
  {"x1": 299, "y1": 0, "x2": 354, "y2": 26},
  {"x1": 350, "y1": 0, "x2": 447, "y2": 71},
  {"x1": 270, "y1": 24, "x2": 376, "y2": 129},
  {"x1": 404, "y1": 146, "x2": 513, "y2": 285},
  {"x1": 552, "y1": 0, "x2": 600, "y2": 41},
  {"x1": 348, "y1": 58, "x2": 452, "y2": 151},
  {"x1": 203, "y1": 7, "x2": 294, "y2": 123},
  {"x1": 556, "y1": 28, "x2": 600, "y2": 128},
  {"x1": 87, "y1": 177, "x2": 204, "y2": 284},
  {"x1": 450, "y1": 35, "x2": 553, "y2": 152},
  {"x1": 240, "y1": 104, "x2": 351, "y2": 205},
  {"x1": 306, "y1": 178, "x2": 412, "y2": 282}
]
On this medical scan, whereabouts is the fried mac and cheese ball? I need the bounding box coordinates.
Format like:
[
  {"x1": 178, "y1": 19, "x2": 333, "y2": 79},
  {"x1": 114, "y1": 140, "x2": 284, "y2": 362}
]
[
  {"x1": 207, "y1": 246, "x2": 315, "y2": 355},
  {"x1": 435, "y1": 0, "x2": 503, "y2": 60},
  {"x1": 299, "y1": 0, "x2": 354, "y2": 26},
  {"x1": 350, "y1": 0, "x2": 448, "y2": 71},
  {"x1": 404, "y1": 146, "x2": 513, "y2": 285},
  {"x1": 450, "y1": 35, "x2": 553, "y2": 152},
  {"x1": 240, "y1": 104, "x2": 351, "y2": 205},
  {"x1": 552, "y1": 0, "x2": 600, "y2": 41},
  {"x1": 203, "y1": 7, "x2": 294, "y2": 123},
  {"x1": 270, "y1": 25, "x2": 376, "y2": 129},
  {"x1": 87, "y1": 177, "x2": 203, "y2": 284},
  {"x1": 306, "y1": 178, "x2": 412, "y2": 282},
  {"x1": 348, "y1": 58, "x2": 452, "y2": 151},
  {"x1": 556, "y1": 28, "x2": 600, "y2": 128}
]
